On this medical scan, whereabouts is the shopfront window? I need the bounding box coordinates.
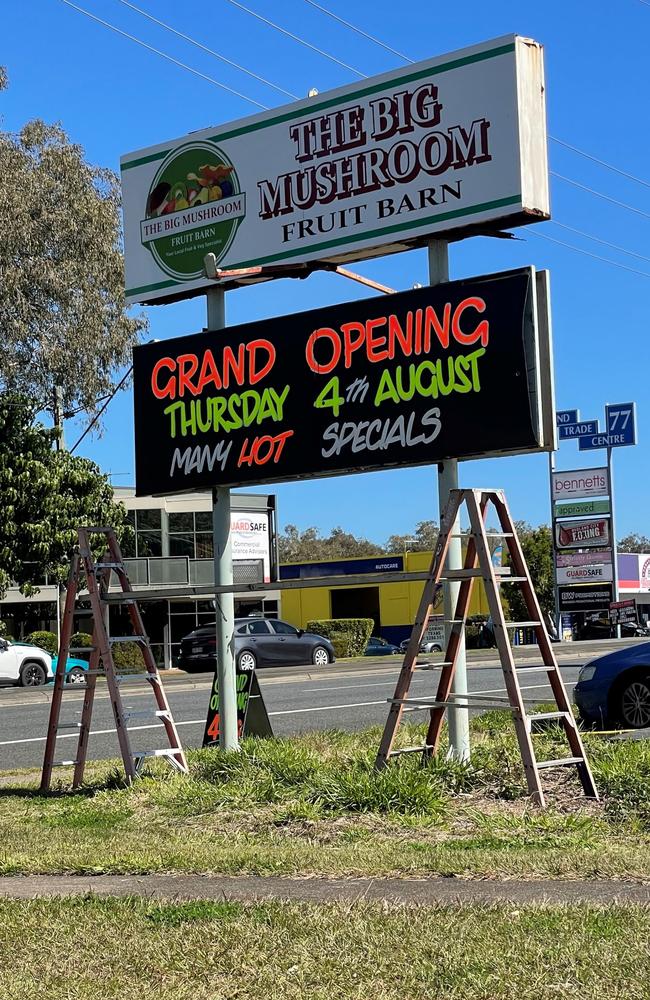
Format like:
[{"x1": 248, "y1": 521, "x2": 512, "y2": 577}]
[
  {"x1": 168, "y1": 511, "x2": 213, "y2": 560},
  {"x1": 131, "y1": 508, "x2": 163, "y2": 557}
]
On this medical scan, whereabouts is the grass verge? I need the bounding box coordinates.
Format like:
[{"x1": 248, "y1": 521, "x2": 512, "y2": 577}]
[
  {"x1": 0, "y1": 897, "x2": 648, "y2": 999},
  {"x1": 0, "y1": 713, "x2": 649, "y2": 878}
]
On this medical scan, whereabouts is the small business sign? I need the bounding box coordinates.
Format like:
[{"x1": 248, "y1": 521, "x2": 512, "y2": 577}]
[
  {"x1": 121, "y1": 35, "x2": 549, "y2": 305},
  {"x1": 555, "y1": 517, "x2": 610, "y2": 549},
  {"x1": 640, "y1": 555, "x2": 650, "y2": 592},
  {"x1": 203, "y1": 665, "x2": 272, "y2": 745},
  {"x1": 558, "y1": 420, "x2": 599, "y2": 440},
  {"x1": 553, "y1": 498, "x2": 610, "y2": 518},
  {"x1": 609, "y1": 599, "x2": 637, "y2": 625},
  {"x1": 557, "y1": 563, "x2": 613, "y2": 585},
  {"x1": 605, "y1": 402, "x2": 637, "y2": 447},
  {"x1": 133, "y1": 267, "x2": 553, "y2": 494},
  {"x1": 556, "y1": 409, "x2": 579, "y2": 426},
  {"x1": 559, "y1": 583, "x2": 613, "y2": 613},
  {"x1": 556, "y1": 549, "x2": 612, "y2": 569},
  {"x1": 551, "y1": 467, "x2": 609, "y2": 501}
]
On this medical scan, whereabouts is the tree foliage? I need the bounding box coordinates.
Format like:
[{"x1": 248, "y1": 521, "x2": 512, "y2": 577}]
[
  {"x1": 385, "y1": 520, "x2": 439, "y2": 553},
  {"x1": 278, "y1": 524, "x2": 383, "y2": 563},
  {"x1": 505, "y1": 521, "x2": 554, "y2": 621},
  {"x1": 618, "y1": 533, "x2": 650, "y2": 553},
  {"x1": 0, "y1": 396, "x2": 131, "y2": 597},
  {"x1": 0, "y1": 75, "x2": 145, "y2": 420}
]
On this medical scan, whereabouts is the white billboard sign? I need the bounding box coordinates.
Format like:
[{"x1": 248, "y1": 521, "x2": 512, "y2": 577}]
[
  {"x1": 551, "y1": 467, "x2": 610, "y2": 502},
  {"x1": 231, "y1": 511, "x2": 271, "y2": 582},
  {"x1": 555, "y1": 518, "x2": 611, "y2": 550},
  {"x1": 556, "y1": 549, "x2": 612, "y2": 569},
  {"x1": 557, "y1": 563, "x2": 614, "y2": 585},
  {"x1": 121, "y1": 34, "x2": 549, "y2": 305}
]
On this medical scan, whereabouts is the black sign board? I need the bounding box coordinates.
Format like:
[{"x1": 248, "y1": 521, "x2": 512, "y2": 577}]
[
  {"x1": 203, "y1": 665, "x2": 272, "y2": 746},
  {"x1": 609, "y1": 600, "x2": 637, "y2": 626},
  {"x1": 133, "y1": 267, "x2": 548, "y2": 495},
  {"x1": 559, "y1": 584, "x2": 613, "y2": 613}
]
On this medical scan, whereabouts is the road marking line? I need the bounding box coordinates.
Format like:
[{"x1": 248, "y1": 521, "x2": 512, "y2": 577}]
[{"x1": 0, "y1": 683, "x2": 562, "y2": 748}]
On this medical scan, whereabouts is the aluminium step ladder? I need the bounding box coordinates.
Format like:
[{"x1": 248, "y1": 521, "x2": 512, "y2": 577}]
[
  {"x1": 41, "y1": 528, "x2": 188, "y2": 791},
  {"x1": 376, "y1": 488, "x2": 599, "y2": 808}
]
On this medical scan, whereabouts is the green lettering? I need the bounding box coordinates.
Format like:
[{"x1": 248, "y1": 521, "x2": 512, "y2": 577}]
[
  {"x1": 163, "y1": 401, "x2": 183, "y2": 438},
  {"x1": 466, "y1": 347, "x2": 486, "y2": 391},
  {"x1": 414, "y1": 360, "x2": 437, "y2": 398},
  {"x1": 453, "y1": 354, "x2": 473, "y2": 393},
  {"x1": 374, "y1": 369, "x2": 400, "y2": 405},
  {"x1": 395, "y1": 365, "x2": 416, "y2": 401}
]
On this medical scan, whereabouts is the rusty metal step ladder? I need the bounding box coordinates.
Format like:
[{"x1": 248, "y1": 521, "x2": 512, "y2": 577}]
[
  {"x1": 41, "y1": 528, "x2": 188, "y2": 791},
  {"x1": 376, "y1": 489, "x2": 598, "y2": 808}
]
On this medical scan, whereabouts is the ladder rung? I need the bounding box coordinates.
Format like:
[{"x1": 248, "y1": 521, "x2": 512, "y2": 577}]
[
  {"x1": 515, "y1": 664, "x2": 554, "y2": 673},
  {"x1": 115, "y1": 673, "x2": 156, "y2": 684},
  {"x1": 527, "y1": 712, "x2": 571, "y2": 723},
  {"x1": 502, "y1": 621, "x2": 542, "y2": 628},
  {"x1": 109, "y1": 636, "x2": 147, "y2": 644},
  {"x1": 52, "y1": 759, "x2": 79, "y2": 767},
  {"x1": 440, "y1": 569, "x2": 483, "y2": 579},
  {"x1": 390, "y1": 744, "x2": 435, "y2": 755},
  {"x1": 69, "y1": 647, "x2": 95, "y2": 654},
  {"x1": 415, "y1": 661, "x2": 453, "y2": 670},
  {"x1": 133, "y1": 748, "x2": 183, "y2": 759},
  {"x1": 496, "y1": 576, "x2": 527, "y2": 583},
  {"x1": 123, "y1": 710, "x2": 171, "y2": 722},
  {"x1": 450, "y1": 532, "x2": 514, "y2": 538},
  {"x1": 56, "y1": 722, "x2": 82, "y2": 730},
  {"x1": 94, "y1": 562, "x2": 124, "y2": 571},
  {"x1": 536, "y1": 756, "x2": 584, "y2": 769}
]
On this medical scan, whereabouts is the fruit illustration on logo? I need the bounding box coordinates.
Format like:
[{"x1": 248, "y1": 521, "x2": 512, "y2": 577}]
[{"x1": 142, "y1": 141, "x2": 244, "y2": 281}]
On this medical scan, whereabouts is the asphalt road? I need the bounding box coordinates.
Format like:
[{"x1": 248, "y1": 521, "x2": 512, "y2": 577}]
[{"x1": 0, "y1": 638, "x2": 630, "y2": 772}]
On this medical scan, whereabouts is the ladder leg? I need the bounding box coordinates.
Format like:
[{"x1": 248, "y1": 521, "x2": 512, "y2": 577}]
[
  {"x1": 72, "y1": 637, "x2": 101, "y2": 790},
  {"x1": 467, "y1": 491, "x2": 546, "y2": 807},
  {"x1": 41, "y1": 556, "x2": 79, "y2": 792},
  {"x1": 375, "y1": 491, "x2": 463, "y2": 769},
  {"x1": 494, "y1": 493, "x2": 599, "y2": 801}
]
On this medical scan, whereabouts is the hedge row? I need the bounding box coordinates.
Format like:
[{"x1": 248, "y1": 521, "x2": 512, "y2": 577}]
[{"x1": 307, "y1": 618, "x2": 374, "y2": 658}]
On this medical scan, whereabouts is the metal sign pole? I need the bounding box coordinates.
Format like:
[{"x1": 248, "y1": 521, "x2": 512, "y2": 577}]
[
  {"x1": 607, "y1": 443, "x2": 621, "y2": 639},
  {"x1": 208, "y1": 287, "x2": 239, "y2": 751},
  {"x1": 428, "y1": 240, "x2": 469, "y2": 762},
  {"x1": 549, "y1": 449, "x2": 561, "y2": 637}
]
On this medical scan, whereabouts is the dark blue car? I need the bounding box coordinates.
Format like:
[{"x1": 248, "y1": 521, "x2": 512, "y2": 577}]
[{"x1": 574, "y1": 641, "x2": 650, "y2": 729}]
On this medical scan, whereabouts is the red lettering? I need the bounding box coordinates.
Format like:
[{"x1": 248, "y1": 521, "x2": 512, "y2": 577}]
[
  {"x1": 177, "y1": 354, "x2": 199, "y2": 397},
  {"x1": 366, "y1": 316, "x2": 390, "y2": 363},
  {"x1": 423, "y1": 303, "x2": 451, "y2": 350},
  {"x1": 151, "y1": 357, "x2": 176, "y2": 400},
  {"x1": 306, "y1": 328, "x2": 341, "y2": 374},
  {"x1": 452, "y1": 297, "x2": 489, "y2": 347},
  {"x1": 341, "y1": 322, "x2": 367, "y2": 368},
  {"x1": 247, "y1": 339, "x2": 276, "y2": 384},
  {"x1": 238, "y1": 430, "x2": 294, "y2": 467},
  {"x1": 222, "y1": 344, "x2": 245, "y2": 388},
  {"x1": 387, "y1": 313, "x2": 410, "y2": 359},
  {"x1": 196, "y1": 350, "x2": 222, "y2": 394}
]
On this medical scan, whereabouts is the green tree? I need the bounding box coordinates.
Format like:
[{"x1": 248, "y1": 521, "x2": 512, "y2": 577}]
[
  {"x1": 0, "y1": 71, "x2": 145, "y2": 426},
  {"x1": 618, "y1": 533, "x2": 650, "y2": 553},
  {"x1": 505, "y1": 521, "x2": 554, "y2": 621},
  {"x1": 386, "y1": 520, "x2": 438, "y2": 553},
  {"x1": 278, "y1": 524, "x2": 384, "y2": 563},
  {"x1": 0, "y1": 395, "x2": 131, "y2": 598}
]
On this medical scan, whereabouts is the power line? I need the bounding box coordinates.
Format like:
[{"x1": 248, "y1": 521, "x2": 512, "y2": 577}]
[
  {"x1": 549, "y1": 136, "x2": 650, "y2": 190},
  {"x1": 551, "y1": 170, "x2": 650, "y2": 221},
  {"x1": 70, "y1": 366, "x2": 133, "y2": 454},
  {"x1": 221, "y1": 0, "x2": 366, "y2": 78},
  {"x1": 530, "y1": 230, "x2": 650, "y2": 280},
  {"x1": 58, "y1": 0, "x2": 269, "y2": 110},
  {"x1": 551, "y1": 221, "x2": 650, "y2": 265},
  {"x1": 115, "y1": 0, "x2": 298, "y2": 100},
  {"x1": 301, "y1": 0, "x2": 413, "y2": 62}
]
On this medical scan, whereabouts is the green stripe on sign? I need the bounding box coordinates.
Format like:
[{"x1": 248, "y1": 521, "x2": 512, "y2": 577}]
[
  {"x1": 125, "y1": 278, "x2": 181, "y2": 297},
  {"x1": 120, "y1": 42, "x2": 515, "y2": 168}
]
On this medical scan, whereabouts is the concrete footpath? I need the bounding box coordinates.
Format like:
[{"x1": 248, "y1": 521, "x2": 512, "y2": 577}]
[{"x1": 0, "y1": 874, "x2": 648, "y2": 905}]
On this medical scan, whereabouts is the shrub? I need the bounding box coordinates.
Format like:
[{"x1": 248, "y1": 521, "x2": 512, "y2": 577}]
[
  {"x1": 25, "y1": 630, "x2": 58, "y2": 655},
  {"x1": 0, "y1": 620, "x2": 14, "y2": 641},
  {"x1": 111, "y1": 641, "x2": 145, "y2": 671},
  {"x1": 307, "y1": 618, "x2": 374, "y2": 657},
  {"x1": 70, "y1": 632, "x2": 94, "y2": 662}
]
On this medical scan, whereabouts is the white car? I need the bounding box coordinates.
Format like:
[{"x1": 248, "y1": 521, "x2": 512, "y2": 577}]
[{"x1": 0, "y1": 638, "x2": 53, "y2": 686}]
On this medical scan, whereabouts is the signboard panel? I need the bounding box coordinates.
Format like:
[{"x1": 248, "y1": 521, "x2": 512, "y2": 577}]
[
  {"x1": 556, "y1": 549, "x2": 612, "y2": 569},
  {"x1": 555, "y1": 518, "x2": 610, "y2": 549},
  {"x1": 121, "y1": 35, "x2": 549, "y2": 305},
  {"x1": 551, "y1": 467, "x2": 609, "y2": 501},
  {"x1": 554, "y1": 499, "x2": 610, "y2": 518},
  {"x1": 605, "y1": 401, "x2": 637, "y2": 447},
  {"x1": 558, "y1": 420, "x2": 599, "y2": 440},
  {"x1": 609, "y1": 599, "x2": 637, "y2": 625},
  {"x1": 557, "y1": 563, "x2": 613, "y2": 585},
  {"x1": 231, "y1": 512, "x2": 271, "y2": 582},
  {"x1": 559, "y1": 584, "x2": 613, "y2": 613},
  {"x1": 203, "y1": 666, "x2": 272, "y2": 745},
  {"x1": 578, "y1": 432, "x2": 611, "y2": 451},
  {"x1": 133, "y1": 268, "x2": 551, "y2": 495},
  {"x1": 556, "y1": 409, "x2": 579, "y2": 426}
]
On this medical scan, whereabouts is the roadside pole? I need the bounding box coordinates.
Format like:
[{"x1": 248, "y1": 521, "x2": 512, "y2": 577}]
[
  {"x1": 607, "y1": 443, "x2": 621, "y2": 640},
  {"x1": 208, "y1": 287, "x2": 239, "y2": 751},
  {"x1": 428, "y1": 240, "x2": 470, "y2": 762},
  {"x1": 548, "y1": 450, "x2": 561, "y2": 637}
]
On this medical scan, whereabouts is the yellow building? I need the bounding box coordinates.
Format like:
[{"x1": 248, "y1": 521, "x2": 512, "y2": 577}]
[{"x1": 281, "y1": 551, "x2": 490, "y2": 645}]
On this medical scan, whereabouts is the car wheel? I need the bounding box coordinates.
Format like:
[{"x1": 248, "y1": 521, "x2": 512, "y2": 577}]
[
  {"x1": 238, "y1": 650, "x2": 257, "y2": 672},
  {"x1": 66, "y1": 667, "x2": 87, "y2": 685},
  {"x1": 19, "y1": 661, "x2": 47, "y2": 687},
  {"x1": 619, "y1": 675, "x2": 650, "y2": 729},
  {"x1": 312, "y1": 645, "x2": 330, "y2": 666}
]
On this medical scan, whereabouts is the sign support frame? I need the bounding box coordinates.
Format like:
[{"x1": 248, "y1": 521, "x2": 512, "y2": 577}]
[
  {"x1": 429, "y1": 240, "x2": 470, "y2": 763},
  {"x1": 607, "y1": 440, "x2": 621, "y2": 639},
  {"x1": 208, "y1": 286, "x2": 239, "y2": 752}
]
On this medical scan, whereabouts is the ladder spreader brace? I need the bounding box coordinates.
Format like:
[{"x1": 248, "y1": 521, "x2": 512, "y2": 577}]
[
  {"x1": 375, "y1": 488, "x2": 599, "y2": 808},
  {"x1": 41, "y1": 528, "x2": 188, "y2": 791}
]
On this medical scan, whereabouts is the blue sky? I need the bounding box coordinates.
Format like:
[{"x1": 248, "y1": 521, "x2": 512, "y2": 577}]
[{"x1": 3, "y1": 0, "x2": 649, "y2": 541}]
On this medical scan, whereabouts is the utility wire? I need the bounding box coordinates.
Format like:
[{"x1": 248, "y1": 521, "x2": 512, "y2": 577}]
[
  {"x1": 549, "y1": 136, "x2": 650, "y2": 190},
  {"x1": 551, "y1": 171, "x2": 650, "y2": 221},
  {"x1": 530, "y1": 230, "x2": 650, "y2": 280},
  {"x1": 115, "y1": 0, "x2": 298, "y2": 100},
  {"x1": 221, "y1": 0, "x2": 366, "y2": 78},
  {"x1": 59, "y1": 0, "x2": 269, "y2": 109},
  {"x1": 551, "y1": 221, "x2": 650, "y2": 265},
  {"x1": 301, "y1": 0, "x2": 412, "y2": 61},
  {"x1": 70, "y1": 366, "x2": 133, "y2": 454}
]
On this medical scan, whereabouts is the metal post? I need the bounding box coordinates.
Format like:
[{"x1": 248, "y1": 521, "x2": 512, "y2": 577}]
[
  {"x1": 428, "y1": 240, "x2": 470, "y2": 762},
  {"x1": 549, "y1": 450, "x2": 561, "y2": 638},
  {"x1": 607, "y1": 444, "x2": 621, "y2": 639},
  {"x1": 208, "y1": 287, "x2": 238, "y2": 751}
]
